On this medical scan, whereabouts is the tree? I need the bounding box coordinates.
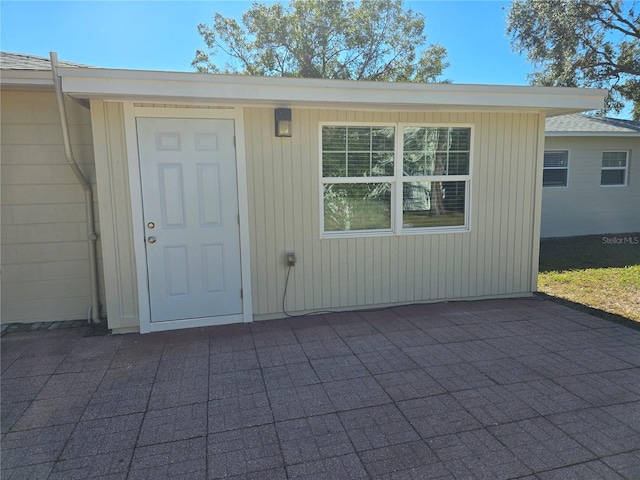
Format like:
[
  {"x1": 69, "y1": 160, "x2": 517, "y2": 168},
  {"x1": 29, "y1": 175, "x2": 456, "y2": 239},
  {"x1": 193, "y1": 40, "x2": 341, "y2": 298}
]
[
  {"x1": 506, "y1": 0, "x2": 640, "y2": 119},
  {"x1": 193, "y1": 0, "x2": 449, "y2": 83}
]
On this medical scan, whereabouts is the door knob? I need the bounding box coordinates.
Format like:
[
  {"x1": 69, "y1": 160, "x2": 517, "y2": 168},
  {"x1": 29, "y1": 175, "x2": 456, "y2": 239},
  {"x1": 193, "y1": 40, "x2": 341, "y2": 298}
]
[{"x1": 147, "y1": 236, "x2": 157, "y2": 244}]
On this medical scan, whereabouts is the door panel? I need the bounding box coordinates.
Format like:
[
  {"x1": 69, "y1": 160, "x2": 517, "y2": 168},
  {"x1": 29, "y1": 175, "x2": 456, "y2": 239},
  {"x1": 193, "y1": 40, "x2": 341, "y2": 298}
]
[
  {"x1": 137, "y1": 118, "x2": 242, "y2": 323},
  {"x1": 197, "y1": 164, "x2": 222, "y2": 226},
  {"x1": 158, "y1": 164, "x2": 185, "y2": 227}
]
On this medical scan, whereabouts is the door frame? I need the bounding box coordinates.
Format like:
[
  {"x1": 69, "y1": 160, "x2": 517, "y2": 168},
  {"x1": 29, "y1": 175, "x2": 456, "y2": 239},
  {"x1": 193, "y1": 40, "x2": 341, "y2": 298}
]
[{"x1": 123, "y1": 103, "x2": 253, "y2": 333}]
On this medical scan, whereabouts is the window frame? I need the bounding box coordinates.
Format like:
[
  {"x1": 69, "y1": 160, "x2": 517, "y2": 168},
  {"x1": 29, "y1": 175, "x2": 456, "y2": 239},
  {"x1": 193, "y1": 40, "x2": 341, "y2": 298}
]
[
  {"x1": 319, "y1": 121, "x2": 473, "y2": 238},
  {"x1": 600, "y1": 150, "x2": 629, "y2": 187},
  {"x1": 542, "y1": 150, "x2": 570, "y2": 188}
]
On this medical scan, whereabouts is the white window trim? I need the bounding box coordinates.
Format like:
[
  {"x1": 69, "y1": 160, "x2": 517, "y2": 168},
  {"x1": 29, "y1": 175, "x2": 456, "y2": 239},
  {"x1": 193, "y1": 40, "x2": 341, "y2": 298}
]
[
  {"x1": 319, "y1": 122, "x2": 473, "y2": 238},
  {"x1": 600, "y1": 150, "x2": 629, "y2": 187},
  {"x1": 542, "y1": 150, "x2": 570, "y2": 188}
]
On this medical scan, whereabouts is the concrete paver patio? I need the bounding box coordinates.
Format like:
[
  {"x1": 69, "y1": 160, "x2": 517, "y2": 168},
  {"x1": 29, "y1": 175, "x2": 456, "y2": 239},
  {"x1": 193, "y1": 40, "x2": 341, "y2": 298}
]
[{"x1": 2, "y1": 298, "x2": 639, "y2": 479}]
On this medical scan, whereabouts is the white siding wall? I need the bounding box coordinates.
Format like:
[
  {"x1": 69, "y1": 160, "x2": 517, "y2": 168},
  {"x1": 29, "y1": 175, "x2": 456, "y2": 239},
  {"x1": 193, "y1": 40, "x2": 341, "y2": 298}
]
[
  {"x1": 1, "y1": 90, "x2": 104, "y2": 323},
  {"x1": 245, "y1": 108, "x2": 542, "y2": 318},
  {"x1": 542, "y1": 136, "x2": 640, "y2": 237}
]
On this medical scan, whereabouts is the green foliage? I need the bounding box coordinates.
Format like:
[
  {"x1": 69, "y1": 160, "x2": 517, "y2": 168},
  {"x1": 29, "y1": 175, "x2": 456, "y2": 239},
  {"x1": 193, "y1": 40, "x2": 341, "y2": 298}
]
[
  {"x1": 506, "y1": 0, "x2": 640, "y2": 119},
  {"x1": 194, "y1": 0, "x2": 449, "y2": 83}
]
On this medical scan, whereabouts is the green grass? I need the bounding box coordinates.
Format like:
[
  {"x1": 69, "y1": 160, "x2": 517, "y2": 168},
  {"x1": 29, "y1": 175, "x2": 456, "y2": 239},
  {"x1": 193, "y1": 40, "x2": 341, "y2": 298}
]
[{"x1": 538, "y1": 233, "x2": 640, "y2": 322}]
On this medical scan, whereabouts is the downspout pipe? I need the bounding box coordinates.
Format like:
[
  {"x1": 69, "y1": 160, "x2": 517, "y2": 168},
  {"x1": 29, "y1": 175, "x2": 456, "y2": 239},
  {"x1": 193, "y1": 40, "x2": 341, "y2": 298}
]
[{"x1": 50, "y1": 52, "x2": 101, "y2": 324}]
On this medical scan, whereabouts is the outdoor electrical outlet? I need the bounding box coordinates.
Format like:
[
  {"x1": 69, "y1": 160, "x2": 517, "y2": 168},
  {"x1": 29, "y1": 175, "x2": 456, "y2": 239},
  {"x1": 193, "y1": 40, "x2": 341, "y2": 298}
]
[{"x1": 286, "y1": 252, "x2": 297, "y2": 267}]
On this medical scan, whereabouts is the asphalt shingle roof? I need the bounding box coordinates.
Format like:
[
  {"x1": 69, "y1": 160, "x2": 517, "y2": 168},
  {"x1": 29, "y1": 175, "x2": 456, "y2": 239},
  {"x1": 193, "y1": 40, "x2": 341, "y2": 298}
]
[
  {"x1": 546, "y1": 113, "x2": 640, "y2": 135},
  {"x1": 0, "y1": 51, "x2": 92, "y2": 70}
]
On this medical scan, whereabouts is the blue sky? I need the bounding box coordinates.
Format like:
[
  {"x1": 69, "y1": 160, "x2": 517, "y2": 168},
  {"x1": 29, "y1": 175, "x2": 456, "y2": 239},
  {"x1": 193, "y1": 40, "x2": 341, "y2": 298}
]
[{"x1": 2, "y1": 1, "x2": 533, "y2": 86}]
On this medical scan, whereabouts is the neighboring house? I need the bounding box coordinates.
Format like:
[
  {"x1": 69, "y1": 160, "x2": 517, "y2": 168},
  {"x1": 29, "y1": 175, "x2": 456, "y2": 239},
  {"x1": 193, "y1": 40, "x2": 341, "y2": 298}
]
[
  {"x1": 1, "y1": 51, "x2": 606, "y2": 334},
  {"x1": 542, "y1": 113, "x2": 640, "y2": 237}
]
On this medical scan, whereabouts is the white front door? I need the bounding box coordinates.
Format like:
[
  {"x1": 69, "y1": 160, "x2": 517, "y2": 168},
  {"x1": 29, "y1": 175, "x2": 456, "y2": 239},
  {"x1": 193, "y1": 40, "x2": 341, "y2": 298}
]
[{"x1": 136, "y1": 117, "x2": 243, "y2": 325}]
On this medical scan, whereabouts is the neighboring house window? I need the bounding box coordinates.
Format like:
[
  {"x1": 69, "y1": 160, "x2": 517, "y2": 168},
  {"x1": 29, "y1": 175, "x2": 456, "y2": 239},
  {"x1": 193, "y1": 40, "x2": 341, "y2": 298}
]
[
  {"x1": 601, "y1": 151, "x2": 628, "y2": 186},
  {"x1": 543, "y1": 151, "x2": 569, "y2": 187},
  {"x1": 321, "y1": 124, "x2": 471, "y2": 236}
]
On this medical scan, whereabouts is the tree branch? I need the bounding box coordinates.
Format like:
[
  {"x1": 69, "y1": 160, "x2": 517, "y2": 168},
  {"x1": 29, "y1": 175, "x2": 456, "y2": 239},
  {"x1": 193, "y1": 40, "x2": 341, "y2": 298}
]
[{"x1": 599, "y1": 0, "x2": 640, "y2": 38}]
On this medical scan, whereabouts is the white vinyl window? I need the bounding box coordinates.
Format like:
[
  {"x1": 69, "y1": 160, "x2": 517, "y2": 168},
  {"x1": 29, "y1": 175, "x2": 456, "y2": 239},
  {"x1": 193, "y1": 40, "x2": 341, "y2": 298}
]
[
  {"x1": 320, "y1": 123, "x2": 471, "y2": 236},
  {"x1": 601, "y1": 151, "x2": 628, "y2": 186},
  {"x1": 543, "y1": 151, "x2": 569, "y2": 187}
]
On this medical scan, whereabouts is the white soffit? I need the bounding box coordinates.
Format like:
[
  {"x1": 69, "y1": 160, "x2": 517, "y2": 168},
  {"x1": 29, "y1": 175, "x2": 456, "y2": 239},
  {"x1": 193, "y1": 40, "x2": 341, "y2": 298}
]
[{"x1": 58, "y1": 67, "x2": 607, "y2": 115}]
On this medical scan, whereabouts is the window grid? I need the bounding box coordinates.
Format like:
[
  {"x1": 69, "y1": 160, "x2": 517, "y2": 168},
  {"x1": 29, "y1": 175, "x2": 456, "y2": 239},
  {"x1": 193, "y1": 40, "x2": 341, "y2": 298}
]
[
  {"x1": 320, "y1": 123, "x2": 472, "y2": 237},
  {"x1": 400, "y1": 126, "x2": 470, "y2": 231},
  {"x1": 543, "y1": 150, "x2": 569, "y2": 188},
  {"x1": 601, "y1": 151, "x2": 628, "y2": 187}
]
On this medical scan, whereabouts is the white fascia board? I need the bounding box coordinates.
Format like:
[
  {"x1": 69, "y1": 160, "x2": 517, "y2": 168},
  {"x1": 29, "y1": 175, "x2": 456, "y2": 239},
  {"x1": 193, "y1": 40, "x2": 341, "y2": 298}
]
[
  {"x1": 58, "y1": 66, "x2": 607, "y2": 114},
  {"x1": 545, "y1": 131, "x2": 640, "y2": 137},
  {"x1": 0, "y1": 70, "x2": 53, "y2": 89}
]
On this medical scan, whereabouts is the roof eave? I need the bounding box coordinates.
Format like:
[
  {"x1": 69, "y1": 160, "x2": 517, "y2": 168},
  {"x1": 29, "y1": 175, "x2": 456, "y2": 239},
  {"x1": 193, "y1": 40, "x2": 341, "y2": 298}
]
[
  {"x1": 0, "y1": 70, "x2": 53, "y2": 90},
  {"x1": 57, "y1": 67, "x2": 606, "y2": 115},
  {"x1": 545, "y1": 131, "x2": 640, "y2": 137}
]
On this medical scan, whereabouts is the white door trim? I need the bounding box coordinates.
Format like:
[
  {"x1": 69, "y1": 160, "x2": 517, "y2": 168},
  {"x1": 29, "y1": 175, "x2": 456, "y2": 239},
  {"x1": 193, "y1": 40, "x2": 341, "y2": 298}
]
[{"x1": 123, "y1": 103, "x2": 253, "y2": 333}]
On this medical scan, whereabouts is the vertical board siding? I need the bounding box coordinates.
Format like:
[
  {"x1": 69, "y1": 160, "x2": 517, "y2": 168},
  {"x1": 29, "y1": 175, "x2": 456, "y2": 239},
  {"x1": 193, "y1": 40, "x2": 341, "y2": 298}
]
[
  {"x1": 1, "y1": 90, "x2": 105, "y2": 323},
  {"x1": 245, "y1": 108, "x2": 541, "y2": 317}
]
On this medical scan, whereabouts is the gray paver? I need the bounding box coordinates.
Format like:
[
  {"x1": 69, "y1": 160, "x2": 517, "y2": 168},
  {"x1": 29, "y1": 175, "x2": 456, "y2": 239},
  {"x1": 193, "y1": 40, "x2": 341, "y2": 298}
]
[
  {"x1": 154, "y1": 354, "x2": 209, "y2": 382},
  {"x1": 209, "y1": 369, "x2": 264, "y2": 400},
  {"x1": 130, "y1": 437, "x2": 207, "y2": 480},
  {"x1": 0, "y1": 462, "x2": 54, "y2": 480},
  {"x1": 356, "y1": 347, "x2": 419, "y2": 375},
  {"x1": 427, "y1": 362, "x2": 496, "y2": 392},
  {"x1": 138, "y1": 403, "x2": 207, "y2": 445},
  {"x1": 286, "y1": 453, "x2": 369, "y2": 479},
  {"x1": 208, "y1": 424, "x2": 283, "y2": 478},
  {"x1": 1, "y1": 375, "x2": 49, "y2": 404},
  {"x1": 374, "y1": 368, "x2": 446, "y2": 401},
  {"x1": 1, "y1": 400, "x2": 30, "y2": 434},
  {"x1": 487, "y1": 417, "x2": 597, "y2": 472},
  {"x1": 555, "y1": 373, "x2": 640, "y2": 407},
  {"x1": 398, "y1": 394, "x2": 481, "y2": 438},
  {"x1": 338, "y1": 404, "x2": 420, "y2": 451},
  {"x1": 210, "y1": 350, "x2": 260, "y2": 373},
  {"x1": 208, "y1": 391, "x2": 273, "y2": 431},
  {"x1": 535, "y1": 460, "x2": 625, "y2": 479},
  {"x1": 428, "y1": 429, "x2": 532, "y2": 479},
  {"x1": 1, "y1": 423, "x2": 75, "y2": 469},
  {"x1": 262, "y1": 362, "x2": 320, "y2": 391},
  {"x1": 267, "y1": 383, "x2": 335, "y2": 421},
  {"x1": 2, "y1": 298, "x2": 639, "y2": 480},
  {"x1": 300, "y1": 337, "x2": 352, "y2": 360},
  {"x1": 47, "y1": 449, "x2": 133, "y2": 480},
  {"x1": 82, "y1": 385, "x2": 151, "y2": 421},
  {"x1": 602, "y1": 451, "x2": 640, "y2": 480},
  {"x1": 12, "y1": 394, "x2": 91, "y2": 430},
  {"x1": 255, "y1": 344, "x2": 307, "y2": 367},
  {"x1": 548, "y1": 407, "x2": 640, "y2": 456},
  {"x1": 358, "y1": 441, "x2": 442, "y2": 478},
  {"x1": 324, "y1": 376, "x2": 392, "y2": 411},
  {"x1": 60, "y1": 413, "x2": 143, "y2": 460},
  {"x1": 149, "y1": 375, "x2": 209, "y2": 409},
  {"x1": 452, "y1": 385, "x2": 539, "y2": 426},
  {"x1": 310, "y1": 354, "x2": 369, "y2": 382},
  {"x1": 276, "y1": 413, "x2": 353, "y2": 464}
]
